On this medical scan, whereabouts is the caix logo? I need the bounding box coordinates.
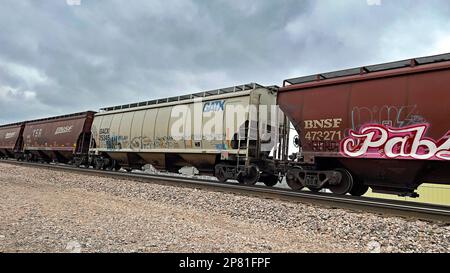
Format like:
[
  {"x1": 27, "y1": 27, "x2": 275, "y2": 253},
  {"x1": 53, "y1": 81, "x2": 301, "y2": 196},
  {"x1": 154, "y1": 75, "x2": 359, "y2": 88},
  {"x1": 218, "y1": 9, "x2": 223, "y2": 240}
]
[
  {"x1": 66, "y1": 0, "x2": 81, "y2": 6},
  {"x1": 203, "y1": 100, "x2": 225, "y2": 113}
]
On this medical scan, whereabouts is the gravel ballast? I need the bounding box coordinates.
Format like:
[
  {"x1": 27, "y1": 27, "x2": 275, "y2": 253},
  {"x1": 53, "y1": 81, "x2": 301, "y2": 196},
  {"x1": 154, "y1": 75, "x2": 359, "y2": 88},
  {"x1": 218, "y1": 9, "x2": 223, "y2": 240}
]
[{"x1": 0, "y1": 163, "x2": 449, "y2": 253}]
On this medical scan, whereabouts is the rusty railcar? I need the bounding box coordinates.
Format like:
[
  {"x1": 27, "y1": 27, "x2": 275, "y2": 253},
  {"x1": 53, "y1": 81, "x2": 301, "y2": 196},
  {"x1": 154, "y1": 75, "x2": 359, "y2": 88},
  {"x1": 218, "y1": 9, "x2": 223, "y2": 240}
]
[
  {"x1": 22, "y1": 111, "x2": 95, "y2": 163},
  {"x1": 0, "y1": 122, "x2": 25, "y2": 159},
  {"x1": 279, "y1": 53, "x2": 450, "y2": 197}
]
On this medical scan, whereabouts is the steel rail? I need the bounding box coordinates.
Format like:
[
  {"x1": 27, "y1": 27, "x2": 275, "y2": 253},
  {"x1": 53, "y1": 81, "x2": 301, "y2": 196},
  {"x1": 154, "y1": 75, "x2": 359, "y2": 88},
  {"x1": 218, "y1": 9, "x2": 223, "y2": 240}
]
[{"x1": 1, "y1": 159, "x2": 450, "y2": 223}]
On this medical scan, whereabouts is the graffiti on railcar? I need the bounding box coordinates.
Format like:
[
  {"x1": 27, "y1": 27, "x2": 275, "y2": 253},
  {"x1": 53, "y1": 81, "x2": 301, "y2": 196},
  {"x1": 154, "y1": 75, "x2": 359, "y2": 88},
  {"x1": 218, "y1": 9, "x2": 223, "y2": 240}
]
[
  {"x1": 99, "y1": 128, "x2": 130, "y2": 150},
  {"x1": 98, "y1": 128, "x2": 112, "y2": 149},
  {"x1": 340, "y1": 123, "x2": 450, "y2": 160},
  {"x1": 109, "y1": 135, "x2": 129, "y2": 149},
  {"x1": 130, "y1": 137, "x2": 142, "y2": 149},
  {"x1": 351, "y1": 105, "x2": 426, "y2": 130}
]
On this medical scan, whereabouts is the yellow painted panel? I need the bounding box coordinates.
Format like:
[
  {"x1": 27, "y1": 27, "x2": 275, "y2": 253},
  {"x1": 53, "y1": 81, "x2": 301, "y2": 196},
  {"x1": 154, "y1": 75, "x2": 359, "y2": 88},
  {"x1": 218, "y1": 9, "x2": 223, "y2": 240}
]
[{"x1": 365, "y1": 183, "x2": 450, "y2": 206}]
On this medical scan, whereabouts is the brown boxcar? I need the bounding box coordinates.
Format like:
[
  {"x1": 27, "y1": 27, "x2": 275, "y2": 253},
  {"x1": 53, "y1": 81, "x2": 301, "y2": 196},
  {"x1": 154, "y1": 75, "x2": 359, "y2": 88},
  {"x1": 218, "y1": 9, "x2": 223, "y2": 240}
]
[
  {"x1": 279, "y1": 53, "x2": 450, "y2": 196},
  {"x1": 0, "y1": 122, "x2": 25, "y2": 158},
  {"x1": 23, "y1": 111, "x2": 95, "y2": 163}
]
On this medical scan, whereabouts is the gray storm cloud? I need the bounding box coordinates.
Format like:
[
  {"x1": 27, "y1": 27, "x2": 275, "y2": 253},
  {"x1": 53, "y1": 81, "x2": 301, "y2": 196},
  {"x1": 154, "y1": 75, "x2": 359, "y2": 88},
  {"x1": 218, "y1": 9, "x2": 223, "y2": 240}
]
[{"x1": 0, "y1": 0, "x2": 449, "y2": 124}]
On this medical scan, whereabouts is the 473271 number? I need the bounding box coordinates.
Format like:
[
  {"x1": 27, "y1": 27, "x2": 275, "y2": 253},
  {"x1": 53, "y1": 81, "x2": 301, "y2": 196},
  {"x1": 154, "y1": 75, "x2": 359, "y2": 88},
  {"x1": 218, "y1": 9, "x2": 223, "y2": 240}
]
[{"x1": 304, "y1": 130, "x2": 342, "y2": 141}]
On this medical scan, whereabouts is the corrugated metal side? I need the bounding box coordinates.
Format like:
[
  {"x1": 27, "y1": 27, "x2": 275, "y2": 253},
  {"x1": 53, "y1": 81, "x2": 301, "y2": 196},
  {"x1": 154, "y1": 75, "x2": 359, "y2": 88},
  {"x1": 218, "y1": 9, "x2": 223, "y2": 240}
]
[
  {"x1": 23, "y1": 113, "x2": 92, "y2": 152},
  {"x1": 91, "y1": 92, "x2": 259, "y2": 154},
  {"x1": 0, "y1": 124, "x2": 23, "y2": 149}
]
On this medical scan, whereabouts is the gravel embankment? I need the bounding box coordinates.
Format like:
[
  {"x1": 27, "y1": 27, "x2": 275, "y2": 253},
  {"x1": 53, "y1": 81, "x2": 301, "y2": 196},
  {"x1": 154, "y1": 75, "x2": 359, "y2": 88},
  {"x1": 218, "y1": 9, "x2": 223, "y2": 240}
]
[{"x1": 0, "y1": 163, "x2": 449, "y2": 253}]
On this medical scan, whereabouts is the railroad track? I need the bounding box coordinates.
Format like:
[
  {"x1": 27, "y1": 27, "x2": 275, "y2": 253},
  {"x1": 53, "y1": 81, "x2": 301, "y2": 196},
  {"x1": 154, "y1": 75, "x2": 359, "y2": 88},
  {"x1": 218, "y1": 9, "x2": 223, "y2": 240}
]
[{"x1": 1, "y1": 158, "x2": 450, "y2": 223}]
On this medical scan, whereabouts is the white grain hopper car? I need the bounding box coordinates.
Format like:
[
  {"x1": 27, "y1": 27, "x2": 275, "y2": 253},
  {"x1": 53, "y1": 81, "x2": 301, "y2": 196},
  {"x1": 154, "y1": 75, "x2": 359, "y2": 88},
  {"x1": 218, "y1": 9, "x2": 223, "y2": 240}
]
[{"x1": 89, "y1": 83, "x2": 289, "y2": 186}]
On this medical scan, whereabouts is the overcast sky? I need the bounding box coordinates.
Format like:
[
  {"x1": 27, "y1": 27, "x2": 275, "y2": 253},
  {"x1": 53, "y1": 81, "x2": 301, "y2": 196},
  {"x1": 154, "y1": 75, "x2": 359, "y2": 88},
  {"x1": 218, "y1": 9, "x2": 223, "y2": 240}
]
[{"x1": 1, "y1": 0, "x2": 449, "y2": 124}]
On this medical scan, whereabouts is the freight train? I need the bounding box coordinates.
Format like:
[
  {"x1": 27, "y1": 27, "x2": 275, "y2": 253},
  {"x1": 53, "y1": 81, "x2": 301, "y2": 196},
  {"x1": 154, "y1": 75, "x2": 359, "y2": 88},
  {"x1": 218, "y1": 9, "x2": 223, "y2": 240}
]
[{"x1": 1, "y1": 52, "x2": 450, "y2": 198}]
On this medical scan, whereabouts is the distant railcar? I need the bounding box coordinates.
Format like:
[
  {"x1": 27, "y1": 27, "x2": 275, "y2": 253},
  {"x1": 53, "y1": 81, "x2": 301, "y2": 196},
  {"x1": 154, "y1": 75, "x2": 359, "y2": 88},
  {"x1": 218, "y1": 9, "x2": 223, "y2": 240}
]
[
  {"x1": 90, "y1": 83, "x2": 287, "y2": 185},
  {"x1": 279, "y1": 53, "x2": 450, "y2": 197},
  {"x1": 0, "y1": 122, "x2": 25, "y2": 159},
  {"x1": 22, "y1": 111, "x2": 95, "y2": 164}
]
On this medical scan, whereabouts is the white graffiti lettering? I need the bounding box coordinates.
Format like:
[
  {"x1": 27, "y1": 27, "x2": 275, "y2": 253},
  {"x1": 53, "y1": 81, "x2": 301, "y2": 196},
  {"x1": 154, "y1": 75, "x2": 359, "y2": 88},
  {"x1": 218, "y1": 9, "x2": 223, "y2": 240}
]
[{"x1": 341, "y1": 124, "x2": 450, "y2": 160}]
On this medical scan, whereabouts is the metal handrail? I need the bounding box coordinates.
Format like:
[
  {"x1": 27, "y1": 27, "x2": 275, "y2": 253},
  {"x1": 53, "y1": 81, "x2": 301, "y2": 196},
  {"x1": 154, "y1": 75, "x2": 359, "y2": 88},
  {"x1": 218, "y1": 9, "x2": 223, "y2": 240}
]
[
  {"x1": 283, "y1": 52, "x2": 450, "y2": 86},
  {"x1": 99, "y1": 83, "x2": 265, "y2": 112}
]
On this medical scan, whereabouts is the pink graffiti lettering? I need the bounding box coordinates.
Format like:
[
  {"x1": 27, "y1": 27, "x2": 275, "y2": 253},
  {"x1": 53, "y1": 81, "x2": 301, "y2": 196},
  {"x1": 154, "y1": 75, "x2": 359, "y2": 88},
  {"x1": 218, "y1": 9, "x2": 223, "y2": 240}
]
[{"x1": 340, "y1": 124, "x2": 450, "y2": 160}]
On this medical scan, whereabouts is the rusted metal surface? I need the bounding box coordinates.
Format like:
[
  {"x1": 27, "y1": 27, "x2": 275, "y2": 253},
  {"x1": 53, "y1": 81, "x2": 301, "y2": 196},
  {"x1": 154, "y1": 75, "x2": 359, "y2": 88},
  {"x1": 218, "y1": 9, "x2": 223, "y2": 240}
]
[
  {"x1": 0, "y1": 122, "x2": 25, "y2": 157},
  {"x1": 278, "y1": 53, "x2": 450, "y2": 194},
  {"x1": 22, "y1": 111, "x2": 95, "y2": 161}
]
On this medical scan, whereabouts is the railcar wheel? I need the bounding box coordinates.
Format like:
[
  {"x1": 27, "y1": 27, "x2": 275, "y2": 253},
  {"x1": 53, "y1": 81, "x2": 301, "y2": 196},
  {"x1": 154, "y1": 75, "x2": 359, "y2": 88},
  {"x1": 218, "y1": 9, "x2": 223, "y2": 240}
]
[
  {"x1": 73, "y1": 157, "x2": 83, "y2": 168},
  {"x1": 236, "y1": 175, "x2": 245, "y2": 184},
  {"x1": 350, "y1": 180, "x2": 369, "y2": 196},
  {"x1": 308, "y1": 187, "x2": 321, "y2": 192},
  {"x1": 259, "y1": 174, "x2": 279, "y2": 187},
  {"x1": 82, "y1": 157, "x2": 90, "y2": 168},
  {"x1": 286, "y1": 168, "x2": 304, "y2": 190},
  {"x1": 329, "y1": 168, "x2": 354, "y2": 195},
  {"x1": 215, "y1": 165, "x2": 227, "y2": 183},
  {"x1": 239, "y1": 164, "x2": 260, "y2": 185},
  {"x1": 94, "y1": 160, "x2": 103, "y2": 170},
  {"x1": 105, "y1": 160, "x2": 120, "y2": 171}
]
